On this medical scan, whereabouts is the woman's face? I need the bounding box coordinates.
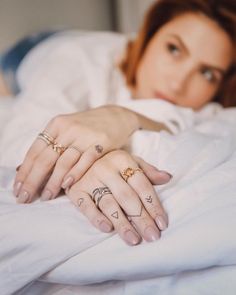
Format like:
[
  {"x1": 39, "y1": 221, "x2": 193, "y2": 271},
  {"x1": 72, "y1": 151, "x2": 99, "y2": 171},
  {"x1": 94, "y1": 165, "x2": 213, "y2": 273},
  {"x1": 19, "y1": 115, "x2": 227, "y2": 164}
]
[{"x1": 134, "y1": 12, "x2": 234, "y2": 110}]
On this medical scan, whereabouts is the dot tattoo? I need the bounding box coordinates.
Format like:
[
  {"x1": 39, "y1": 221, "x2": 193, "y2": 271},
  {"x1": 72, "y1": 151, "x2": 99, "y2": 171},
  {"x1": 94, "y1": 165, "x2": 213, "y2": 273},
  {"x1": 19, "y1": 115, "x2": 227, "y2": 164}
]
[{"x1": 95, "y1": 144, "x2": 103, "y2": 154}]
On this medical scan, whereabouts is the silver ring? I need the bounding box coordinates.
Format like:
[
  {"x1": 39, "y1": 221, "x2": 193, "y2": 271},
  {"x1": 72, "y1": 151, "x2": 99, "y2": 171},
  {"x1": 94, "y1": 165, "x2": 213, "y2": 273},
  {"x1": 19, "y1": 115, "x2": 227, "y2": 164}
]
[{"x1": 92, "y1": 186, "x2": 112, "y2": 207}]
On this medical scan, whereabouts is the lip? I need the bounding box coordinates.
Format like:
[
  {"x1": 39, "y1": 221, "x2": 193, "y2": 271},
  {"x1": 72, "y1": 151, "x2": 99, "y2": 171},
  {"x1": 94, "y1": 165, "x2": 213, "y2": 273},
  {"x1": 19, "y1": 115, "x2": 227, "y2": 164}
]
[{"x1": 153, "y1": 90, "x2": 175, "y2": 104}]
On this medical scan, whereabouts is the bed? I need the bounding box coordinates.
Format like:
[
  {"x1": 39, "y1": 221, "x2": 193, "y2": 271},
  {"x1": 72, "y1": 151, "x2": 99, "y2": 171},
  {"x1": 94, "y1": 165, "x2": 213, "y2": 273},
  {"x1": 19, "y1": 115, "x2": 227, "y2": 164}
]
[{"x1": 0, "y1": 34, "x2": 236, "y2": 294}]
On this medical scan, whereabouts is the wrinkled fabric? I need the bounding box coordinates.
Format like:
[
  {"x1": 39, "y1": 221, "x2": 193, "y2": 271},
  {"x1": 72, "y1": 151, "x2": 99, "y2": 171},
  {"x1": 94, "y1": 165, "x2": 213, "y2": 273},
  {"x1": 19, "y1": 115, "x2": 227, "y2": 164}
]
[{"x1": 0, "y1": 32, "x2": 236, "y2": 295}]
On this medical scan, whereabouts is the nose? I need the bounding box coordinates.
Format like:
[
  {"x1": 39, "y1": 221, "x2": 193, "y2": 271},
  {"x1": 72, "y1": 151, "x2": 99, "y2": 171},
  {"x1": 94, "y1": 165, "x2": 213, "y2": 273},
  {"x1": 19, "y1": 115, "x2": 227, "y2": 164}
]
[{"x1": 168, "y1": 65, "x2": 192, "y2": 94}]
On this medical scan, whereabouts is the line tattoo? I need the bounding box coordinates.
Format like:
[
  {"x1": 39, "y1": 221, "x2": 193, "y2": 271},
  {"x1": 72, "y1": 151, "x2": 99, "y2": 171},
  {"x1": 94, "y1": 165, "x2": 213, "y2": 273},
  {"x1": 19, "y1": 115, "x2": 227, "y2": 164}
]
[
  {"x1": 127, "y1": 206, "x2": 143, "y2": 219},
  {"x1": 145, "y1": 195, "x2": 153, "y2": 203},
  {"x1": 77, "y1": 198, "x2": 84, "y2": 207}
]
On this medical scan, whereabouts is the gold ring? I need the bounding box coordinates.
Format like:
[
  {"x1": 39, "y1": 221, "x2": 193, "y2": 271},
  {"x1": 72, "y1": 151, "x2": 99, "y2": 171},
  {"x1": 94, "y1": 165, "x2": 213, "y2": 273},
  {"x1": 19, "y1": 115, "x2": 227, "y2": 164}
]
[
  {"x1": 51, "y1": 142, "x2": 67, "y2": 155},
  {"x1": 121, "y1": 167, "x2": 143, "y2": 182},
  {"x1": 38, "y1": 131, "x2": 55, "y2": 145}
]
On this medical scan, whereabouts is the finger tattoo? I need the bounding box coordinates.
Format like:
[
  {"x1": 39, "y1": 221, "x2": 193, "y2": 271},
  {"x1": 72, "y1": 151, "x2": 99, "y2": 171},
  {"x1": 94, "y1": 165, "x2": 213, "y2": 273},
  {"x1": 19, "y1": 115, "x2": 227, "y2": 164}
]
[
  {"x1": 145, "y1": 195, "x2": 153, "y2": 203},
  {"x1": 111, "y1": 211, "x2": 119, "y2": 219},
  {"x1": 95, "y1": 144, "x2": 103, "y2": 154},
  {"x1": 77, "y1": 198, "x2": 84, "y2": 207},
  {"x1": 126, "y1": 206, "x2": 143, "y2": 219}
]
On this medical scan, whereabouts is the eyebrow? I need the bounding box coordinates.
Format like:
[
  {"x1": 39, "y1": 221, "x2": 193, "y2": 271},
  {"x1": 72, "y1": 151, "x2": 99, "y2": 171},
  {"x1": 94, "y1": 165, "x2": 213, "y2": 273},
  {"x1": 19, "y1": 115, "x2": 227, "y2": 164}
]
[{"x1": 168, "y1": 34, "x2": 226, "y2": 76}]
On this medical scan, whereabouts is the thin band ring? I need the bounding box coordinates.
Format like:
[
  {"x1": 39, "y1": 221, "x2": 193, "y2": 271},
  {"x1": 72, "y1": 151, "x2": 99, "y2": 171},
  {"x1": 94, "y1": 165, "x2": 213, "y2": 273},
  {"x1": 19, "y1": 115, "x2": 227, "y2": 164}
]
[
  {"x1": 38, "y1": 131, "x2": 55, "y2": 145},
  {"x1": 92, "y1": 186, "x2": 112, "y2": 207},
  {"x1": 121, "y1": 167, "x2": 143, "y2": 182}
]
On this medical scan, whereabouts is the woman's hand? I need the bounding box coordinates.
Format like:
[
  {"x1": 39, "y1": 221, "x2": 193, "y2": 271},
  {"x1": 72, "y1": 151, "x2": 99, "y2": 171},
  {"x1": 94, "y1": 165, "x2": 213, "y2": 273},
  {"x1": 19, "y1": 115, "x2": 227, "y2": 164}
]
[
  {"x1": 67, "y1": 150, "x2": 171, "y2": 246},
  {"x1": 14, "y1": 105, "x2": 140, "y2": 203}
]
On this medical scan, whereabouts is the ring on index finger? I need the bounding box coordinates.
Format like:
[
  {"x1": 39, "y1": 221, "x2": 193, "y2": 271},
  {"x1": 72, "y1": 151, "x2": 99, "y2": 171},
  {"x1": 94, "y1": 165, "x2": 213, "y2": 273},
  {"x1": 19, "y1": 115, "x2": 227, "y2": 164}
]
[
  {"x1": 37, "y1": 131, "x2": 55, "y2": 145},
  {"x1": 121, "y1": 167, "x2": 143, "y2": 182},
  {"x1": 92, "y1": 186, "x2": 112, "y2": 208}
]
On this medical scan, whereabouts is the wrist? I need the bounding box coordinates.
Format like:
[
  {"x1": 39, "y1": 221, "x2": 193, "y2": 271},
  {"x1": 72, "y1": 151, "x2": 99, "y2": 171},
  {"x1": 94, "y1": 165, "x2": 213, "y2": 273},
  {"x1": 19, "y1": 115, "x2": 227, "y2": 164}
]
[{"x1": 109, "y1": 105, "x2": 140, "y2": 134}]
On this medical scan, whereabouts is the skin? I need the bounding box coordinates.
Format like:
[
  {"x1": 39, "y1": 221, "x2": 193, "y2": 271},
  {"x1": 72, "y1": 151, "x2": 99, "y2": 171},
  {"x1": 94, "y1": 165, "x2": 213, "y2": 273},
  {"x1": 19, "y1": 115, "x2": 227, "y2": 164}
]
[{"x1": 134, "y1": 12, "x2": 234, "y2": 110}]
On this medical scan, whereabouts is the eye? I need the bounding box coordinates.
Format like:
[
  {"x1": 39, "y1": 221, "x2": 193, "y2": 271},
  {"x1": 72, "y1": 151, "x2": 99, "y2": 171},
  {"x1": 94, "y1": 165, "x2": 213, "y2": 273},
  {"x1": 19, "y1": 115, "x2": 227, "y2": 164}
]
[
  {"x1": 167, "y1": 43, "x2": 180, "y2": 56},
  {"x1": 201, "y1": 68, "x2": 217, "y2": 83}
]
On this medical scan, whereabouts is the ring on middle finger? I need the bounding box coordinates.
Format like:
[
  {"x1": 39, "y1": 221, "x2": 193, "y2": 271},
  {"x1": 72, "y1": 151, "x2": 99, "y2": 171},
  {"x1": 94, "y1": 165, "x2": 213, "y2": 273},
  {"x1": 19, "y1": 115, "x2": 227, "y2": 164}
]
[
  {"x1": 121, "y1": 167, "x2": 143, "y2": 182},
  {"x1": 92, "y1": 186, "x2": 112, "y2": 207}
]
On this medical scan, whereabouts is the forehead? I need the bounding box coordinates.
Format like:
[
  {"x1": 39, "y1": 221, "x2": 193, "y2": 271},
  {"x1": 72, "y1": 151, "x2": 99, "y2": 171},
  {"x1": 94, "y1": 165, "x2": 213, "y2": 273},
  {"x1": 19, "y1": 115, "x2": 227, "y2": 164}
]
[{"x1": 154, "y1": 12, "x2": 234, "y2": 69}]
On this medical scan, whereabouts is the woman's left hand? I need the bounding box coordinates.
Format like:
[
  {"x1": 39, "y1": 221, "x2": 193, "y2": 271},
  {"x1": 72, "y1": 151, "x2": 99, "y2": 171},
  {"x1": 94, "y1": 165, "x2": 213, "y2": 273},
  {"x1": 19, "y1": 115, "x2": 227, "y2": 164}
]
[
  {"x1": 66, "y1": 150, "x2": 170, "y2": 246},
  {"x1": 14, "y1": 105, "x2": 140, "y2": 203}
]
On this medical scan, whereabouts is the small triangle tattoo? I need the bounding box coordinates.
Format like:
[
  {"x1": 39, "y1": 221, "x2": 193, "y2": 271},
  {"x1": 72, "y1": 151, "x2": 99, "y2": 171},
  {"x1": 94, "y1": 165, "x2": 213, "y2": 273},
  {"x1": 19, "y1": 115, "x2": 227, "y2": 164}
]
[{"x1": 111, "y1": 211, "x2": 119, "y2": 219}]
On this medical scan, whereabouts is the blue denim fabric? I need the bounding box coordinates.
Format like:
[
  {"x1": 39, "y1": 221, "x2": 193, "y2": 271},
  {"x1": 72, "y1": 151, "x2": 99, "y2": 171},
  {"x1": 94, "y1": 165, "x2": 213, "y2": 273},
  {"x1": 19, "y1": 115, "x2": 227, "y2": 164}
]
[{"x1": 0, "y1": 31, "x2": 57, "y2": 94}]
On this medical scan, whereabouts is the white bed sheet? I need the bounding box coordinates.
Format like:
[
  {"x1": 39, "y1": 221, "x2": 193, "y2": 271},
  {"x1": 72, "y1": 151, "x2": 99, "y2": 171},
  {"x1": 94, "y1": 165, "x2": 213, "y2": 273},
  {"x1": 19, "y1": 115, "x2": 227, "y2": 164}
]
[{"x1": 0, "y1": 96, "x2": 236, "y2": 295}]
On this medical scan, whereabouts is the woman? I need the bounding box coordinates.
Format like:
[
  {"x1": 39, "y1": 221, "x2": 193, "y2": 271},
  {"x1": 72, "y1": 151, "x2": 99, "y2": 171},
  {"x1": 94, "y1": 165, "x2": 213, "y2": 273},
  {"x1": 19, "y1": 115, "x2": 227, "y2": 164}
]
[{"x1": 12, "y1": 0, "x2": 236, "y2": 245}]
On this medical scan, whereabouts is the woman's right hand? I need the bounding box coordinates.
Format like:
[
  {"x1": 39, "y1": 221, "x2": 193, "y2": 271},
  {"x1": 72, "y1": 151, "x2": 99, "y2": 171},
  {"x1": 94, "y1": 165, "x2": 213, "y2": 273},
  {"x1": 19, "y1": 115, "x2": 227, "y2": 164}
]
[{"x1": 67, "y1": 150, "x2": 171, "y2": 246}]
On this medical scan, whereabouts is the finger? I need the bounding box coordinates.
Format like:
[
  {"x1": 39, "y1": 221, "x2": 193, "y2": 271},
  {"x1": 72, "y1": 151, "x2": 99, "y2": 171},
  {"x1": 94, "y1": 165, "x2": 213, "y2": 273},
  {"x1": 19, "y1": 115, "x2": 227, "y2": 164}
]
[
  {"x1": 133, "y1": 156, "x2": 173, "y2": 185},
  {"x1": 62, "y1": 143, "x2": 107, "y2": 189},
  {"x1": 95, "y1": 185, "x2": 141, "y2": 246},
  {"x1": 100, "y1": 172, "x2": 161, "y2": 242},
  {"x1": 67, "y1": 187, "x2": 113, "y2": 233},
  {"x1": 41, "y1": 145, "x2": 82, "y2": 201},
  {"x1": 14, "y1": 128, "x2": 57, "y2": 196},
  {"x1": 125, "y1": 169, "x2": 169, "y2": 231},
  {"x1": 16, "y1": 139, "x2": 65, "y2": 204}
]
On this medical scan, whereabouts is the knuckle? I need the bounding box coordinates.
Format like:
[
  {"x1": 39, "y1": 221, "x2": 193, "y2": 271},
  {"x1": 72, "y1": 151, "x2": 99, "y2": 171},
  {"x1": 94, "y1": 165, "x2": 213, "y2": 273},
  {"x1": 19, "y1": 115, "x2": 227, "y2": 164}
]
[
  {"x1": 56, "y1": 157, "x2": 71, "y2": 171},
  {"x1": 68, "y1": 183, "x2": 81, "y2": 197},
  {"x1": 49, "y1": 114, "x2": 70, "y2": 131},
  {"x1": 118, "y1": 222, "x2": 133, "y2": 234},
  {"x1": 36, "y1": 155, "x2": 54, "y2": 170},
  {"x1": 99, "y1": 198, "x2": 115, "y2": 211},
  {"x1": 20, "y1": 182, "x2": 34, "y2": 194},
  {"x1": 97, "y1": 132, "x2": 110, "y2": 145},
  {"x1": 139, "y1": 178, "x2": 152, "y2": 191},
  {"x1": 108, "y1": 150, "x2": 130, "y2": 164},
  {"x1": 46, "y1": 180, "x2": 60, "y2": 193}
]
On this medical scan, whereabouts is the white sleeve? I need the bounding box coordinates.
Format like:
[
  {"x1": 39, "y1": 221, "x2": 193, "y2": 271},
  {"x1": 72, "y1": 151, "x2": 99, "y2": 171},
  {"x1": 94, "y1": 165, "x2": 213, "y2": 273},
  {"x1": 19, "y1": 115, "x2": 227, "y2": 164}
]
[{"x1": 0, "y1": 36, "x2": 91, "y2": 167}]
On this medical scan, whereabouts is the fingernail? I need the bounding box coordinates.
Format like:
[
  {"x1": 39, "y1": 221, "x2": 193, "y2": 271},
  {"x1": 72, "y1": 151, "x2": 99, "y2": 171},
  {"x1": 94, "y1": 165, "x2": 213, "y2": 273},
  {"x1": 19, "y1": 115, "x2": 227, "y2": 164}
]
[
  {"x1": 144, "y1": 226, "x2": 160, "y2": 242},
  {"x1": 159, "y1": 170, "x2": 173, "y2": 179},
  {"x1": 14, "y1": 182, "x2": 22, "y2": 196},
  {"x1": 17, "y1": 191, "x2": 29, "y2": 203},
  {"x1": 99, "y1": 221, "x2": 112, "y2": 233},
  {"x1": 61, "y1": 176, "x2": 74, "y2": 189},
  {"x1": 155, "y1": 215, "x2": 168, "y2": 231},
  {"x1": 41, "y1": 189, "x2": 52, "y2": 201},
  {"x1": 124, "y1": 230, "x2": 140, "y2": 246}
]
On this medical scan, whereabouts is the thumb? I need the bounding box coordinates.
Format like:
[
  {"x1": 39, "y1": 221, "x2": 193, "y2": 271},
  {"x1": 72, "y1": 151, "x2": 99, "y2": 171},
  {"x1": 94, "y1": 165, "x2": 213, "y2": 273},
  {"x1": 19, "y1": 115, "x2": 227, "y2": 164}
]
[{"x1": 133, "y1": 156, "x2": 172, "y2": 185}]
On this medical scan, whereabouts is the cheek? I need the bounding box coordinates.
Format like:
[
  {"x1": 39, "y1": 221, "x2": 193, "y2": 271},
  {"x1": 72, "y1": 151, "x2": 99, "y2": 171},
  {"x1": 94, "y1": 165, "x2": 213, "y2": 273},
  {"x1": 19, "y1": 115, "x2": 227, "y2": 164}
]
[{"x1": 185, "y1": 83, "x2": 218, "y2": 109}]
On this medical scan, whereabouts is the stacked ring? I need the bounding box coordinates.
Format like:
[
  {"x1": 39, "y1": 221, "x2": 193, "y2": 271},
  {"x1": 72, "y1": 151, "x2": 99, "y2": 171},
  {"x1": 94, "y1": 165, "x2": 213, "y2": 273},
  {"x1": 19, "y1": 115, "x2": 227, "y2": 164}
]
[
  {"x1": 121, "y1": 167, "x2": 143, "y2": 182},
  {"x1": 38, "y1": 131, "x2": 55, "y2": 145},
  {"x1": 92, "y1": 186, "x2": 112, "y2": 207}
]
